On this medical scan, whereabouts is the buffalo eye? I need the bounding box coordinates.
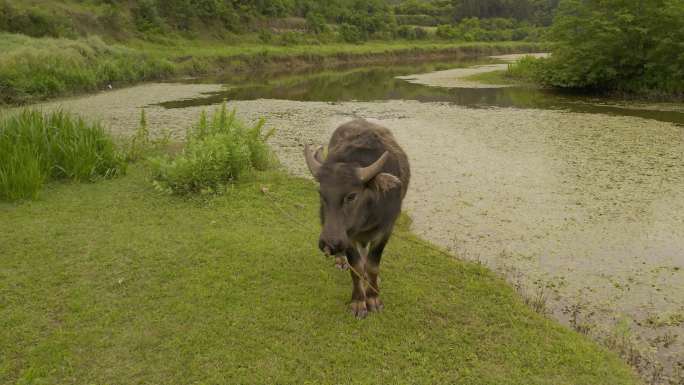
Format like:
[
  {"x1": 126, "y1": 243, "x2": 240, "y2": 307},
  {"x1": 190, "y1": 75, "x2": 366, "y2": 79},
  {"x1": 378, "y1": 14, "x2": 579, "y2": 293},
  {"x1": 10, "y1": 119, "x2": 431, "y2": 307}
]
[{"x1": 344, "y1": 192, "x2": 358, "y2": 204}]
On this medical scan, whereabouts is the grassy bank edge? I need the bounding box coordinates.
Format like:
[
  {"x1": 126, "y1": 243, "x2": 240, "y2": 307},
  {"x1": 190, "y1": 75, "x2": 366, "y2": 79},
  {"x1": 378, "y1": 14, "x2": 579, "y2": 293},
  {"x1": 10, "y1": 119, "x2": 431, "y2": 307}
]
[{"x1": 0, "y1": 35, "x2": 541, "y2": 105}]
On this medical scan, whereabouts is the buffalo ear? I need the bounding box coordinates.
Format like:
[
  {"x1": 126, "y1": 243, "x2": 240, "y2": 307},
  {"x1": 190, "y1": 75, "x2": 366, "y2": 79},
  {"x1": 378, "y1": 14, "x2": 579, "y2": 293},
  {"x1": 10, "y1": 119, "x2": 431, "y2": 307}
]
[{"x1": 370, "y1": 173, "x2": 402, "y2": 194}]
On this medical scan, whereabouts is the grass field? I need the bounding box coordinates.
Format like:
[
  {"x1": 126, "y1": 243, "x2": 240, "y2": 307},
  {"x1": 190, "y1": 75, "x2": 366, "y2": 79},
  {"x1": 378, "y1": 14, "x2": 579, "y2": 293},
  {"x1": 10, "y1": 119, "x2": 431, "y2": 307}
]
[
  {"x1": 0, "y1": 166, "x2": 640, "y2": 384},
  {"x1": 462, "y1": 69, "x2": 521, "y2": 85}
]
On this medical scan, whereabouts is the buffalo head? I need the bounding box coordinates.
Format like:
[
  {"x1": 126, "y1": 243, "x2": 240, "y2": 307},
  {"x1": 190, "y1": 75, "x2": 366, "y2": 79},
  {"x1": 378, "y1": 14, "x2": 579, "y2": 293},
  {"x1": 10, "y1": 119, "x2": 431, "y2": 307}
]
[{"x1": 304, "y1": 144, "x2": 401, "y2": 256}]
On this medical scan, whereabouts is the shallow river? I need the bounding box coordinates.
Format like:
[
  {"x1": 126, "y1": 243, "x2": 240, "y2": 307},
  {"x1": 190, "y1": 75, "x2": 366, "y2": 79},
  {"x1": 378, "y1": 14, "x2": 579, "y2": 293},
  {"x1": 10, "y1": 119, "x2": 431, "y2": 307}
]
[{"x1": 34, "y1": 54, "x2": 684, "y2": 382}]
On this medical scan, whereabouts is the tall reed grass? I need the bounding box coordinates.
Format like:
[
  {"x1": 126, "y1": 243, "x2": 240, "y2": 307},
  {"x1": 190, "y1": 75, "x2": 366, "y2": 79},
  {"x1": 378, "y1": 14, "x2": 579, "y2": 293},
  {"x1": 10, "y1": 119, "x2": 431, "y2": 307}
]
[
  {"x1": 0, "y1": 109, "x2": 126, "y2": 201},
  {"x1": 150, "y1": 104, "x2": 275, "y2": 195},
  {"x1": 505, "y1": 55, "x2": 544, "y2": 82},
  {"x1": 0, "y1": 33, "x2": 174, "y2": 104}
]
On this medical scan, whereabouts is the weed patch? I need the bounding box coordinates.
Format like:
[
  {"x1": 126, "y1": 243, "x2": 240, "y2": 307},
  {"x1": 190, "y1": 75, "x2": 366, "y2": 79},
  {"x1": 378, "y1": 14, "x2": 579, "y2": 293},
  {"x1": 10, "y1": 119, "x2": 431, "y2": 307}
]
[
  {"x1": 150, "y1": 104, "x2": 275, "y2": 195},
  {"x1": 0, "y1": 109, "x2": 125, "y2": 201}
]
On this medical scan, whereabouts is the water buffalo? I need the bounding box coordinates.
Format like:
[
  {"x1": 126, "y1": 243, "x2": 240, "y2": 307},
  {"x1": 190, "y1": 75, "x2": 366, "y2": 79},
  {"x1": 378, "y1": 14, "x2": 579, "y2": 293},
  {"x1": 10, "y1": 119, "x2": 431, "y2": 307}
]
[{"x1": 304, "y1": 119, "x2": 410, "y2": 318}]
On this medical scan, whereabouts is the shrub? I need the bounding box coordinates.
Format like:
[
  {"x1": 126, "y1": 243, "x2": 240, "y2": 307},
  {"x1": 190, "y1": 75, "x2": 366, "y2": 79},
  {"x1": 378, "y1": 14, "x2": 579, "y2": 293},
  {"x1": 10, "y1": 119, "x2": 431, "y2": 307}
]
[
  {"x1": 258, "y1": 29, "x2": 273, "y2": 43},
  {"x1": 435, "y1": 24, "x2": 459, "y2": 40},
  {"x1": 395, "y1": 14, "x2": 440, "y2": 26},
  {"x1": 505, "y1": 55, "x2": 546, "y2": 82},
  {"x1": 413, "y1": 26, "x2": 428, "y2": 40},
  {"x1": 150, "y1": 104, "x2": 275, "y2": 195},
  {"x1": 133, "y1": 0, "x2": 164, "y2": 33},
  {"x1": 277, "y1": 31, "x2": 304, "y2": 46},
  {"x1": 397, "y1": 25, "x2": 429, "y2": 40},
  {"x1": 0, "y1": 1, "x2": 75, "y2": 38},
  {"x1": 538, "y1": 0, "x2": 684, "y2": 94},
  {"x1": 511, "y1": 27, "x2": 529, "y2": 41},
  {"x1": 306, "y1": 12, "x2": 328, "y2": 34},
  {"x1": 339, "y1": 23, "x2": 363, "y2": 43},
  {"x1": 0, "y1": 109, "x2": 126, "y2": 201}
]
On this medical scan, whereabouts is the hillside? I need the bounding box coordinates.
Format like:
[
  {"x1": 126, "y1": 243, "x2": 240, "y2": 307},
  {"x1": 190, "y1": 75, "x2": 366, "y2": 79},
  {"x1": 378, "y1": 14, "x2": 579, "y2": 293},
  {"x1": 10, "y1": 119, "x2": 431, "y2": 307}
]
[{"x1": 0, "y1": 0, "x2": 556, "y2": 41}]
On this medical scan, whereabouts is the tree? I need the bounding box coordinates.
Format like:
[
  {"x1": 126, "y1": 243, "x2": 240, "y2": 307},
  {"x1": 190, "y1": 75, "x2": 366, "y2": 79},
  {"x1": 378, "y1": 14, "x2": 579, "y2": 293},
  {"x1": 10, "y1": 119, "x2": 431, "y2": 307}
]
[{"x1": 538, "y1": 0, "x2": 684, "y2": 93}]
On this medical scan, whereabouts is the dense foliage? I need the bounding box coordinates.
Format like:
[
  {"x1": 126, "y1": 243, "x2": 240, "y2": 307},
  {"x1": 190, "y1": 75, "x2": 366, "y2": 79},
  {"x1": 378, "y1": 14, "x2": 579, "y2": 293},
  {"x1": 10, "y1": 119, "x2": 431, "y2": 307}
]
[
  {"x1": 531, "y1": 0, "x2": 684, "y2": 94},
  {"x1": 0, "y1": 110, "x2": 125, "y2": 201},
  {"x1": 395, "y1": 0, "x2": 560, "y2": 26},
  {"x1": 0, "y1": 0, "x2": 556, "y2": 42},
  {"x1": 435, "y1": 17, "x2": 543, "y2": 41}
]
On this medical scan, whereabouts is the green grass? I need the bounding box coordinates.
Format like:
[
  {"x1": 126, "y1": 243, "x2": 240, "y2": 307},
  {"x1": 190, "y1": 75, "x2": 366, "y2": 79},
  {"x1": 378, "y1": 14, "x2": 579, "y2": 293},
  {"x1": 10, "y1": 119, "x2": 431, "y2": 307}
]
[
  {"x1": 0, "y1": 33, "x2": 174, "y2": 104},
  {"x1": 462, "y1": 69, "x2": 521, "y2": 85},
  {"x1": 150, "y1": 104, "x2": 275, "y2": 195},
  {"x1": 0, "y1": 167, "x2": 640, "y2": 384},
  {"x1": 462, "y1": 56, "x2": 543, "y2": 87},
  {"x1": 0, "y1": 31, "x2": 539, "y2": 104},
  {"x1": 0, "y1": 109, "x2": 125, "y2": 201}
]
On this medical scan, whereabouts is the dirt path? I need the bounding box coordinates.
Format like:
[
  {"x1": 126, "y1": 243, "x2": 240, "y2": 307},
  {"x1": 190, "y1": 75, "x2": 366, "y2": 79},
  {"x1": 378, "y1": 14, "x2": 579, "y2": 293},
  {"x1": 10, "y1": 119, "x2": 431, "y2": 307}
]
[{"x1": 34, "y1": 81, "x2": 684, "y2": 383}]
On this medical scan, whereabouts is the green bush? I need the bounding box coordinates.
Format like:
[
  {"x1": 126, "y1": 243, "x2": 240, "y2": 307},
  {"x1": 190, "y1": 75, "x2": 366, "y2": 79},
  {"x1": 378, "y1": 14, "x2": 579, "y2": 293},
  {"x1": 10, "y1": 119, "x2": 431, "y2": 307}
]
[
  {"x1": 150, "y1": 104, "x2": 275, "y2": 195},
  {"x1": 435, "y1": 24, "x2": 459, "y2": 40},
  {"x1": 505, "y1": 55, "x2": 545, "y2": 82},
  {"x1": 339, "y1": 23, "x2": 363, "y2": 43},
  {"x1": 397, "y1": 25, "x2": 429, "y2": 40},
  {"x1": 277, "y1": 31, "x2": 304, "y2": 46},
  {"x1": 395, "y1": 14, "x2": 441, "y2": 26},
  {"x1": 0, "y1": 109, "x2": 126, "y2": 201},
  {"x1": 537, "y1": 0, "x2": 684, "y2": 94},
  {"x1": 0, "y1": 1, "x2": 75, "y2": 38},
  {"x1": 306, "y1": 12, "x2": 328, "y2": 34},
  {"x1": 258, "y1": 29, "x2": 274, "y2": 43},
  {"x1": 435, "y1": 18, "x2": 540, "y2": 42},
  {"x1": 133, "y1": 0, "x2": 164, "y2": 33},
  {"x1": 413, "y1": 26, "x2": 428, "y2": 40}
]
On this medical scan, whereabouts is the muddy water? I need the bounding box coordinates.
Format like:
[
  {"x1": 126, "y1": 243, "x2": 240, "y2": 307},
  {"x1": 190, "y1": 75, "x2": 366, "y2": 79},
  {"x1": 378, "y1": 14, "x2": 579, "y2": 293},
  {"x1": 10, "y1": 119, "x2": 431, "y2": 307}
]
[{"x1": 29, "y1": 55, "x2": 684, "y2": 382}]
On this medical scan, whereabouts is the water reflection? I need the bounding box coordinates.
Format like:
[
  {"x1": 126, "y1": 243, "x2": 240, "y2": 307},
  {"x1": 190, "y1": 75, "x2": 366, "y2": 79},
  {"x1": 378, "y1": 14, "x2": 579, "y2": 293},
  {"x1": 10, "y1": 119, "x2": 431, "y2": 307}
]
[{"x1": 158, "y1": 60, "x2": 684, "y2": 125}]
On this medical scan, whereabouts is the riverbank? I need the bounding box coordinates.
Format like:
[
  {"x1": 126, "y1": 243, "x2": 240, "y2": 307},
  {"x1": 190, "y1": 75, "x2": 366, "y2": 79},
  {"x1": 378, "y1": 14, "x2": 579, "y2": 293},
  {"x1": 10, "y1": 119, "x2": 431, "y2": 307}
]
[
  {"x1": 398, "y1": 53, "x2": 547, "y2": 89},
  {"x1": 0, "y1": 33, "x2": 539, "y2": 105},
  {"x1": 29, "y1": 79, "x2": 684, "y2": 384}
]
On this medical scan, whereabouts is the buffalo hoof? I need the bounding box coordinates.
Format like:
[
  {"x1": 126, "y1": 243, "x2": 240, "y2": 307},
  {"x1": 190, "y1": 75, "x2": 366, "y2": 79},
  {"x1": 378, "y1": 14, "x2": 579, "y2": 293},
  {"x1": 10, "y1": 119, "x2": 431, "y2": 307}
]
[
  {"x1": 350, "y1": 300, "x2": 368, "y2": 319},
  {"x1": 366, "y1": 297, "x2": 384, "y2": 312},
  {"x1": 334, "y1": 256, "x2": 349, "y2": 270}
]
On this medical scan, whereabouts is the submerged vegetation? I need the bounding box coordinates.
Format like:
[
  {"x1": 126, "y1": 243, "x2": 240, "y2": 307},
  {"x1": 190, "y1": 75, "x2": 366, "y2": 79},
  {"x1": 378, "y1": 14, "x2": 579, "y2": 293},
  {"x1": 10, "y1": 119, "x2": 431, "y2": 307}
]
[{"x1": 0, "y1": 109, "x2": 125, "y2": 201}]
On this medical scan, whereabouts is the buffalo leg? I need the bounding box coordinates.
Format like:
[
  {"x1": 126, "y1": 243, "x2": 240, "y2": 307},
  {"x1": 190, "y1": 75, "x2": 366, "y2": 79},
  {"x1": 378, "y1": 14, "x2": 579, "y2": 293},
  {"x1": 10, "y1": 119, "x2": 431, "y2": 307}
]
[
  {"x1": 366, "y1": 237, "x2": 389, "y2": 312},
  {"x1": 346, "y1": 247, "x2": 367, "y2": 319}
]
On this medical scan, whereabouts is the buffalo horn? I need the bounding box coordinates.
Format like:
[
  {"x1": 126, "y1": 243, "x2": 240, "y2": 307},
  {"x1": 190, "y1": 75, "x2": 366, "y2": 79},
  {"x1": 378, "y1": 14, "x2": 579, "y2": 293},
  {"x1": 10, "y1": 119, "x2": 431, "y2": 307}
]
[
  {"x1": 304, "y1": 144, "x2": 322, "y2": 179},
  {"x1": 357, "y1": 151, "x2": 389, "y2": 183}
]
